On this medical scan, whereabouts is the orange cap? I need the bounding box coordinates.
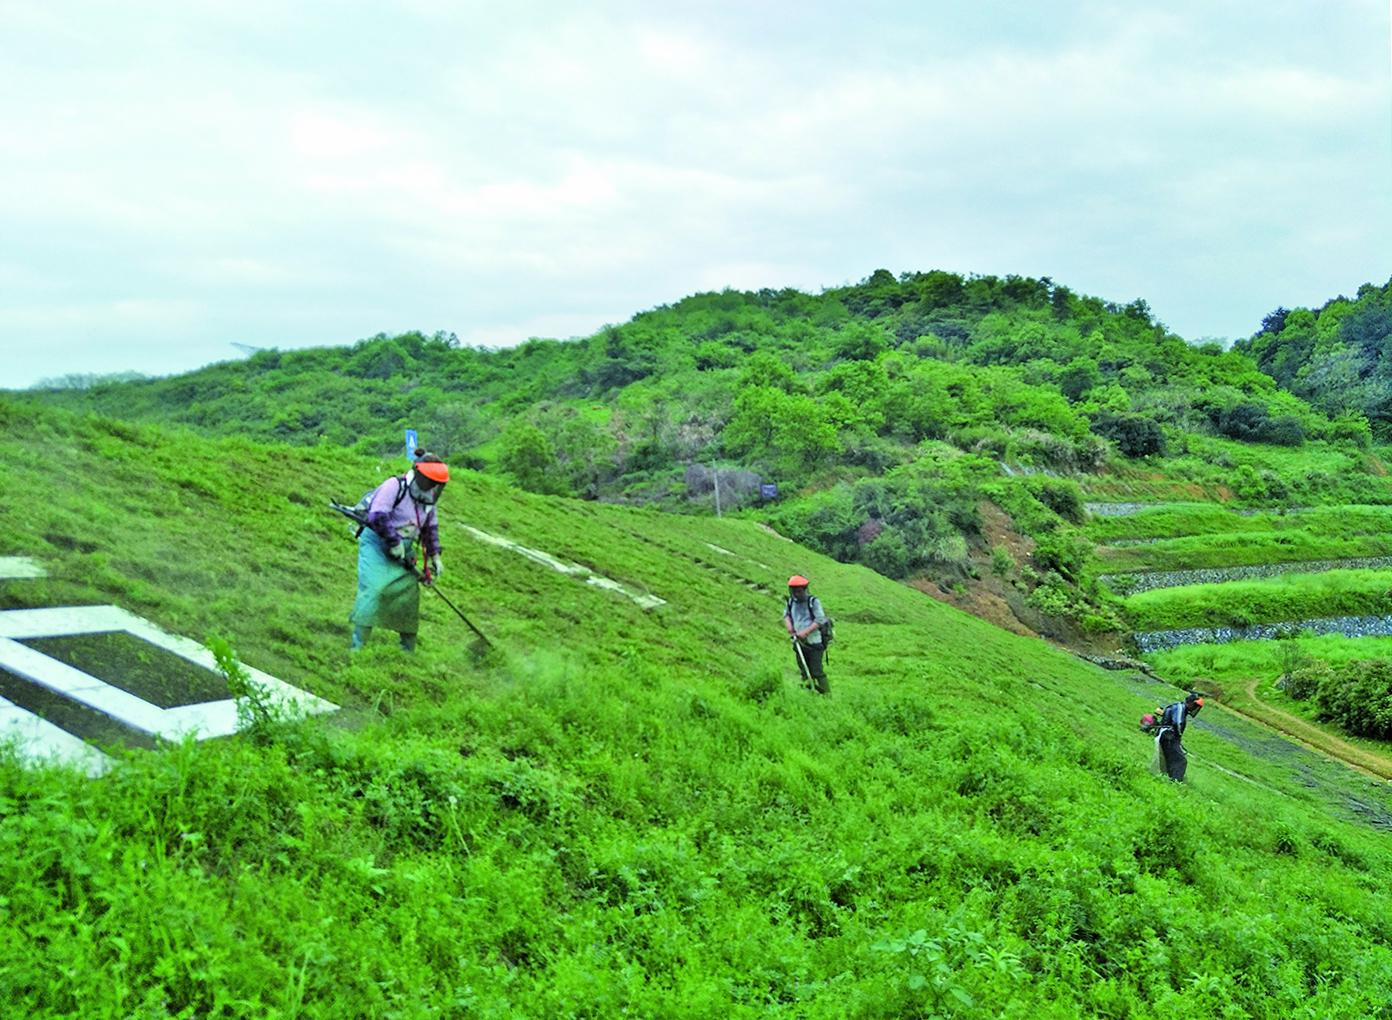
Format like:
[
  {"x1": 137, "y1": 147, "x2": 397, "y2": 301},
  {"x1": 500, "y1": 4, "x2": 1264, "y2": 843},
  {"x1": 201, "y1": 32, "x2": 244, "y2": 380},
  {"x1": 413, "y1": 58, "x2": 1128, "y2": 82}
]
[{"x1": 788, "y1": 575, "x2": 810, "y2": 587}]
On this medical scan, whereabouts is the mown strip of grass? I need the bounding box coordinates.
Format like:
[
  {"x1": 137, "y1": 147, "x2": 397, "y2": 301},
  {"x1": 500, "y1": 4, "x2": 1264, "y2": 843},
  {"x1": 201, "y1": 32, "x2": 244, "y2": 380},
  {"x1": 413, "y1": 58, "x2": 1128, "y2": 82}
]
[
  {"x1": 1096, "y1": 531, "x2": 1392, "y2": 573},
  {"x1": 1124, "y1": 569, "x2": 1392, "y2": 631},
  {"x1": 1088, "y1": 503, "x2": 1392, "y2": 543}
]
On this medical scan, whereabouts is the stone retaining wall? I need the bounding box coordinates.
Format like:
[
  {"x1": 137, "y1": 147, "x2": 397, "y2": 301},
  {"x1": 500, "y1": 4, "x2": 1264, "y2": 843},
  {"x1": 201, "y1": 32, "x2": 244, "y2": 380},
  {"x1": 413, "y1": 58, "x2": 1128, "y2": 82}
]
[{"x1": 1133, "y1": 614, "x2": 1392, "y2": 653}]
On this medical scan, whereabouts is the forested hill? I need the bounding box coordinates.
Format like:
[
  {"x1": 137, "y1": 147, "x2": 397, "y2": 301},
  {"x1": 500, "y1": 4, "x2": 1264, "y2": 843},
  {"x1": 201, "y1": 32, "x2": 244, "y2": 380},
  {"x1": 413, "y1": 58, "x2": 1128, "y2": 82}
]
[
  {"x1": 1236, "y1": 275, "x2": 1392, "y2": 429},
  {"x1": 21, "y1": 269, "x2": 1380, "y2": 641},
  {"x1": 29, "y1": 269, "x2": 1343, "y2": 478}
]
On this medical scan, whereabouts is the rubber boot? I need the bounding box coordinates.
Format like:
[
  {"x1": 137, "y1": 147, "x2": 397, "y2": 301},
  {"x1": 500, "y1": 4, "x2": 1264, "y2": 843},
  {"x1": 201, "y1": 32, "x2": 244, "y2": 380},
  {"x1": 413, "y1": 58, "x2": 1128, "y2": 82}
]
[
  {"x1": 399, "y1": 632, "x2": 417, "y2": 653},
  {"x1": 351, "y1": 625, "x2": 373, "y2": 651}
]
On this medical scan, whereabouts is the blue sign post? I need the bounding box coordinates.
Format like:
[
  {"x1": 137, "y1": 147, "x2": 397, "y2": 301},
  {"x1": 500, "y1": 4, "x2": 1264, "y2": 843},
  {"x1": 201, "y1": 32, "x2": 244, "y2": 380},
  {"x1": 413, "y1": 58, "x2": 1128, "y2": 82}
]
[{"x1": 404, "y1": 428, "x2": 418, "y2": 460}]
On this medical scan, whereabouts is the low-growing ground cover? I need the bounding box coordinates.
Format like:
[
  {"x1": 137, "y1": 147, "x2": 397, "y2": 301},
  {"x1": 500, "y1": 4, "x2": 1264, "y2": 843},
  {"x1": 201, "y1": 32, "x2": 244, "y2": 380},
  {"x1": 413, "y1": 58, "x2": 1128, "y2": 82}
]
[
  {"x1": 4, "y1": 399, "x2": 1392, "y2": 1017},
  {"x1": 1123, "y1": 569, "x2": 1392, "y2": 631}
]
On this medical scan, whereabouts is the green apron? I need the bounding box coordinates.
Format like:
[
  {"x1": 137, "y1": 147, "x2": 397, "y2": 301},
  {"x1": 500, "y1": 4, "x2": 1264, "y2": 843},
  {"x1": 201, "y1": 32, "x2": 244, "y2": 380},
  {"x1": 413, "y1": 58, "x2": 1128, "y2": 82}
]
[{"x1": 350, "y1": 529, "x2": 420, "y2": 633}]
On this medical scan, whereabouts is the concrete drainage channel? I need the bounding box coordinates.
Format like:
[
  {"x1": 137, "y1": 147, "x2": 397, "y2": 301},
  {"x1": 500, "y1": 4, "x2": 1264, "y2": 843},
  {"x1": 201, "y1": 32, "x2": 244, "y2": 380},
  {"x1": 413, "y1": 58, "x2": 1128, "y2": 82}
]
[
  {"x1": 0, "y1": 558, "x2": 335, "y2": 776},
  {"x1": 458, "y1": 524, "x2": 666, "y2": 610}
]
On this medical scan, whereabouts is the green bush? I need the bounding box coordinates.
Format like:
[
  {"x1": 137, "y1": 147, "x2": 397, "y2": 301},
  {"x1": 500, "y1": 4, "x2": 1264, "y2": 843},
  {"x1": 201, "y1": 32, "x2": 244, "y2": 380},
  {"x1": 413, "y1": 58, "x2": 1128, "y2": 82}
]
[
  {"x1": 1279, "y1": 663, "x2": 1331, "y2": 702},
  {"x1": 1091, "y1": 411, "x2": 1166, "y2": 457},
  {"x1": 863, "y1": 528, "x2": 913, "y2": 578},
  {"x1": 1315, "y1": 659, "x2": 1392, "y2": 738},
  {"x1": 1031, "y1": 531, "x2": 1090, "y2": 583},
  {"x1": 1026, "y1": 476, "x2": 1086, "y2": 524}
]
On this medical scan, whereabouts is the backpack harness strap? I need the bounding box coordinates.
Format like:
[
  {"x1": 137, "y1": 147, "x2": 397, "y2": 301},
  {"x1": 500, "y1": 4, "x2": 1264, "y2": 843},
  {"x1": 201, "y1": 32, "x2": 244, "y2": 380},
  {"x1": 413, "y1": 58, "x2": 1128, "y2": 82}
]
[
  {"x1": 354, "y1": 476, "x2": 408, "y2": 539},
  {"x1": 786, "y1": 596, "x2": 821, "y2": 640}
]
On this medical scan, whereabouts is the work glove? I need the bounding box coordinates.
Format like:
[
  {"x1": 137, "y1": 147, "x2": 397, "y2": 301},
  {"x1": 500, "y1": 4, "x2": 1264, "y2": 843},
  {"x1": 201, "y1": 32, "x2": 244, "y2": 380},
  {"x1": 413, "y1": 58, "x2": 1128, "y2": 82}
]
[
  {"x1": 430, "y1": 553, "x2": 443, "y2": 577},
  {"x1": 386, "y1": 542, "x2": 405, "y2": 563}
]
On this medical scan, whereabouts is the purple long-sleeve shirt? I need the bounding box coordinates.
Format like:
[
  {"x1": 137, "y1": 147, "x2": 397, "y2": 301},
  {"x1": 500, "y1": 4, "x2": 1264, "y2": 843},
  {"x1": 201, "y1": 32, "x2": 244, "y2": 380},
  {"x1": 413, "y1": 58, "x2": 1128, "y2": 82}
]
[{"x1": 365, "y1": 476, "x2": 440, "y2": 555}]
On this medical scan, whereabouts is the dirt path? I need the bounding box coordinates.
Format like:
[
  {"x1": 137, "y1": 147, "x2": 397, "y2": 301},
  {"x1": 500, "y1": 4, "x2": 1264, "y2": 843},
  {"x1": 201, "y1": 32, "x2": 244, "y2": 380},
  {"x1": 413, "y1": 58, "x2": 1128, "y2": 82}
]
[{"x1": 1231, "y1": 678, "x2": 1392, "y2": 783}]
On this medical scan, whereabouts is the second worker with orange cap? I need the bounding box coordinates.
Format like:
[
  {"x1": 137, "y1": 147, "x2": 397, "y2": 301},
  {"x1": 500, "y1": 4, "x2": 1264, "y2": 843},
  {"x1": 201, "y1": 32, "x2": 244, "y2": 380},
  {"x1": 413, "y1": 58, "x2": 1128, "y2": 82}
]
[{"x1": 784, "y1": 574, "x2": 832, "y2": 695}]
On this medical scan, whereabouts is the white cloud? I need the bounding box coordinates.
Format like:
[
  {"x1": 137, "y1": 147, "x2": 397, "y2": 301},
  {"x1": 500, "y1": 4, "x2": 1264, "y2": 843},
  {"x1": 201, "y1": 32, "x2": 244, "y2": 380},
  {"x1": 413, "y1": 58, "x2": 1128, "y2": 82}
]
[{"x1": 1, "y1": 1, "x2": 1389, "y2": 388}]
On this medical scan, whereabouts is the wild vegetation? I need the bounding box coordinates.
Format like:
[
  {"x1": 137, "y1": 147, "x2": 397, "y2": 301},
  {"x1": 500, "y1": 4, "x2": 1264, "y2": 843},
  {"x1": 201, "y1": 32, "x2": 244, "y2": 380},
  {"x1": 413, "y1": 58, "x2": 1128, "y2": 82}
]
[
  {"x1": 1238, "y1": 275, "x2": 1392, "y2": 433},
  {"x1": 4, "y1": 397, "x2": 1392, "y2": 1016}
]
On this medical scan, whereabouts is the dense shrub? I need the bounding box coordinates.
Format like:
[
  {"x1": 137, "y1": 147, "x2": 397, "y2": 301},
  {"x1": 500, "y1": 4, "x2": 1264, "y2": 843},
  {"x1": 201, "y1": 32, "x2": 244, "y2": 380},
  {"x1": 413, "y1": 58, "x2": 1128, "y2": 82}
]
[
  {"x1": 1314, "y1": 659, "x2": 1392, "y2": 739},
  {"x1": 862, "y1": 528, "x2": 912, "y2": 578},
  {"x1": 1278, "y1": 663, "x2": 1332, "y2": 701},
  {"x1": 1025, "y1": 477, "x2": 1086, "y2": 524},
  {"x1": 1011, "y1": 429, "x2": 1108, "y2": 471},
  {"x1": 1030, "y1": 531, "x2": 1091, "y2": 583},
  {"x1": 1330, "y1": 413, "x2": 1373, "y2": 449},
  {"x1": 1209, "y1": 401, "x2": 1307, "y2": 446},
  {"x1": 1091, "y1": 412, "x2": 1166, "y2": 457}
]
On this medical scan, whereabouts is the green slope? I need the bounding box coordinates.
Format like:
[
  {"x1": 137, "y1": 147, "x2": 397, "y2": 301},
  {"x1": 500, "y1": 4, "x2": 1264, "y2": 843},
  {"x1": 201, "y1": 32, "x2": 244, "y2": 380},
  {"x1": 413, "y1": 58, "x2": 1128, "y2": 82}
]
[{"x1": 2, "y1": 398, "x2": 1392, "y2": 1018}]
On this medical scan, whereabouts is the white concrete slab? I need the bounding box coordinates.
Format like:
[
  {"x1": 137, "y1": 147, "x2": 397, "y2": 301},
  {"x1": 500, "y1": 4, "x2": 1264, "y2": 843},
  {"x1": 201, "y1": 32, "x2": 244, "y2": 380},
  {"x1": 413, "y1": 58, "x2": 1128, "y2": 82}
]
[
  {"x1": 0, "y1": 638, "x2": 169, "y2": 732},
  {"x1": 0, "y1": 557, "x2": 46, "y2": 580},
  {"x1": 0, "y1": 605, "x2": 336, "y2": 716},
  {"x1": 704, "y1": 542, "x2": 772, "y2": 571},
  {"x1": 0, "y1": 605, "x2": 132, "y2": 639},
  {"x1": 0, "y1": 605, "x2": 338, "y2": 771},
  {"x1": 458, "y1": 524, "x2": 666, "y2": 610},
  {"x1": 0, "y1": 695, "x2": 111, "y2": 777}
]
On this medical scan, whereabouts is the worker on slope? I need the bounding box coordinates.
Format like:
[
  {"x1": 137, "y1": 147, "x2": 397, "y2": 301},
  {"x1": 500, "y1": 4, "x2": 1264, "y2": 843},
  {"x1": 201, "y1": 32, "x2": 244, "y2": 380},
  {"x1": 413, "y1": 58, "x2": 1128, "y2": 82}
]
[
  {"x1": 1155, "y1": 691, "x2": 1204, "y2": 781},
  {"x1": 784, "y1": 575, "x2": 831, "y2": 695},
  {"x1": 349, "y1": 453, "x2": 449, "y2": 652}
]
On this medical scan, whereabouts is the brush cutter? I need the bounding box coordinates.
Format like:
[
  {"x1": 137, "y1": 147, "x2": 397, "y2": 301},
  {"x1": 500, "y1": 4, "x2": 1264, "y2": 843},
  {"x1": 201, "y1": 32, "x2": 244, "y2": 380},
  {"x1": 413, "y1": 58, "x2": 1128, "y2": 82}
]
[
  {"x1": 410, "y1": 560, "x2": 493, "y2": 653},
  {"x1": 329, "y1": 501, "x2": 493, "y2": 653},
  {"x1": 792, "y1": 635, "x2": 816, "y2": 693}
]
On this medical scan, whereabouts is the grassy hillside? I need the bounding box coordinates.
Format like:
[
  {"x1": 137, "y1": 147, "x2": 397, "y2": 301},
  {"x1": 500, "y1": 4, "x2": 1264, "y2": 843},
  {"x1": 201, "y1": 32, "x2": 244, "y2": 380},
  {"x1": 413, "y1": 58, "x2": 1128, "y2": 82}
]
[{"x1": 4, "y1": 398, "x2": 1392, "y2": 1017}]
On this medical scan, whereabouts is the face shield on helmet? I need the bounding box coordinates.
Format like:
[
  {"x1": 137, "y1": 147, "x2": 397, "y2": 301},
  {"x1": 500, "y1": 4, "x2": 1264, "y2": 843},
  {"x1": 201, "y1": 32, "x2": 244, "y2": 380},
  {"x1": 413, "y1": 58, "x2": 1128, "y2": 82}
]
[{"x1": 407, "y1": 459, "x2": 450, "y2": 505}]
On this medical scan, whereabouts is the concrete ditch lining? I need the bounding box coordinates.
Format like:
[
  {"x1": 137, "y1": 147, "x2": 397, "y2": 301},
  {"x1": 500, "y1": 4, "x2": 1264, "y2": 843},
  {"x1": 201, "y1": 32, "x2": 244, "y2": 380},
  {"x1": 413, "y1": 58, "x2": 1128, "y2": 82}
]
[{"x1": 458, "y1": 524, "x2": 666, "y2": 610}]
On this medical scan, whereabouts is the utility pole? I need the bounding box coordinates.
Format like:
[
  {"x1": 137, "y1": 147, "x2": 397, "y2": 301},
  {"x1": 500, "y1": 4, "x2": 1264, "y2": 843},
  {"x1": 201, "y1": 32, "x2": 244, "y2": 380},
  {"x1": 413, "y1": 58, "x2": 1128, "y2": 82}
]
[{"x1": 712, "y1": 464, "x2": 722, "y2": 518}]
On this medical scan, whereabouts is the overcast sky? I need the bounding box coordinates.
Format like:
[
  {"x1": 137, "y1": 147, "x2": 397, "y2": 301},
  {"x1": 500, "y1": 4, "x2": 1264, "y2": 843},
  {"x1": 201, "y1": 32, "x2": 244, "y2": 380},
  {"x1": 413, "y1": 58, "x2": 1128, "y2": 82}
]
[{"x1": 3, "y1": 0, "x2": 1389, "y2": 389}]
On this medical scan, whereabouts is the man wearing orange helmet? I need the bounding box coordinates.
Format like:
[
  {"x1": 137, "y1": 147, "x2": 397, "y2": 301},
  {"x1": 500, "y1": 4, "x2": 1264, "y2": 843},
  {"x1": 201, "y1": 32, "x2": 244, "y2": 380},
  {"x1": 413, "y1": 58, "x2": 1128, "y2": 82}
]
[
  {"x1": 784, "y1": 574, "x2": 831, "y2": 694},
  {"x1": 349, "y1": 452, "x2": 449, "y2": 652}
]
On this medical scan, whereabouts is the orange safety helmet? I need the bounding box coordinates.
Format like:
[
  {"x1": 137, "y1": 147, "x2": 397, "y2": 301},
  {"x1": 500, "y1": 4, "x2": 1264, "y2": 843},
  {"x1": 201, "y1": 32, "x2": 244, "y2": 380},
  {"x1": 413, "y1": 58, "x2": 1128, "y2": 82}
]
[
  {"x1": 415, "y1": 459, "x2": 450, "y2": 484},
  {"x1": 407, "y1": 455, "x2": 450, "y2": 505},
  {"x1": 787, "y1": 575, "x2": 810, "y2": 588}
]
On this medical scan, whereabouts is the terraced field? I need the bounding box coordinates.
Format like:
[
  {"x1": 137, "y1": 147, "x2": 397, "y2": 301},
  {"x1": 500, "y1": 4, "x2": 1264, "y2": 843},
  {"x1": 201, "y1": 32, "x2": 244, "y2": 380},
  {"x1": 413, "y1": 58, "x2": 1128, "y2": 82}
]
[{"x1": 1091, "y1": 498, "x2": 1392, "y2": 774}]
